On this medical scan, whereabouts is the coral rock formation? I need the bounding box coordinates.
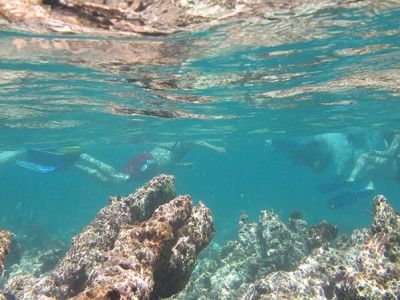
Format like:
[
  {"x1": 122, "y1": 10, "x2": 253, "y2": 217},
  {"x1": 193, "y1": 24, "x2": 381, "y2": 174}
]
[
  {"x1": 0, "y1": 230, "x2": 11, "y2": 275},
  {"x1": 176, "y1": 209, "x2": 336, "y2": 299},
  {"x1": 176, "y1": 195, "x2": 400, "y2": 299},
  {"x1": 4, "y1": 175, "x2": 214, "y2": 299},
  {"x1": 244, "y1": 195, "x2": 400, "y2": 299},
  {"x1": 333, "y1": 195, "x2": 400, "y2": 299},
  {"x1": 71, "y1": 196, "x2": 213, "y2": 299}
]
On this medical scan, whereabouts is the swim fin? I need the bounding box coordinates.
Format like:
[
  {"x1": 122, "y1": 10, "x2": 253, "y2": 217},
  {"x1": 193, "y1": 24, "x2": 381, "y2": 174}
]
[
  {"x1": 16, "y1": 160, "x2": 60, "y2": 173},
  {"x1": 328, "y1": 188, "x2": 374, "y2": 209}
]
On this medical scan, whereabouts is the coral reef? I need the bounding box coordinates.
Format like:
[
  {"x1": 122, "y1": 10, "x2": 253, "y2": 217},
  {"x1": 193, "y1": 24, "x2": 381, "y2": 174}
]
[
  {"x1": 175, "y1": 210, "x2": 336, "y2": 299},
  {"x1": 3, "y1": 174, "x2": 214, "y2": 299},
  {"x1": 4, "y1": 246, "x2": 65, "y2": 280},
  {"x1": 0, "y1": 230, "x2": 11, "y2": 275},
  {"x1": 333, "y1": 195, "x2": 400, "y2": 299},
  {"x1": 242, "y1": 231, "x2": 369, "y2": 299},
  {"x1": 176, "y1": 195, "x2": 400, "y2": 299}
]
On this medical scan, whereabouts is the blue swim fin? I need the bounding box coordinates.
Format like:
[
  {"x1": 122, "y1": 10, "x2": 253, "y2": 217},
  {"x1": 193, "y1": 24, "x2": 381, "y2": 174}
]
[
  {"x1": 16, "y1": 160, "x2": 60, "y2": 173},
  {"x1": 328, "y1": 188, "x2": 374, "y2": 209}
]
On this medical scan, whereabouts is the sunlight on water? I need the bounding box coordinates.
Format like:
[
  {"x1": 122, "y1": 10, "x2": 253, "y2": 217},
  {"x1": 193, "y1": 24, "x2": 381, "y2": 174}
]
[
  {"x1": 0, "y1": 7, "x2": 398, "y2": 148},
  {"x1": 0, "y1": 2, "x2": 400, "y2": 297}
]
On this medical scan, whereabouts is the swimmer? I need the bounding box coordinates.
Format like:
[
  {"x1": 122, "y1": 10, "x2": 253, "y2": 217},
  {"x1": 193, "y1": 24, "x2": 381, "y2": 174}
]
[
  {"x1": 272, "y1": 137, "x2": 332, "y2": 173},
  {"x1": 323, "y1": 132, "x2": 400, "y2": 209},
  {"x1": 346, "y1": 132, "x2": 400, "y2": 190},
  {"x1": 0, "y1": 141, "x2": 226, "y2": 184},
  {"x1": 74, "y1": 141, "x2": 226, "y2": 183}
]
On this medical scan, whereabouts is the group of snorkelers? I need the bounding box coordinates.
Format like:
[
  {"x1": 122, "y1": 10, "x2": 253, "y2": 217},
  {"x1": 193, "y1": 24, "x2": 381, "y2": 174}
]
[
  {"x1": 269, "y1": 131, "x2": 400, "y2": 208},
  {"x1": 1, "y1": 131, "x2": 399, "y2": 208}
]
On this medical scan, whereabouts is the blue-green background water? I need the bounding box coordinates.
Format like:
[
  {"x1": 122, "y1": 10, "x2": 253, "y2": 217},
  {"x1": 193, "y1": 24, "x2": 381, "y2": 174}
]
[{"x1": 1, "y1": 5, "x2": 400, "y2": 253}]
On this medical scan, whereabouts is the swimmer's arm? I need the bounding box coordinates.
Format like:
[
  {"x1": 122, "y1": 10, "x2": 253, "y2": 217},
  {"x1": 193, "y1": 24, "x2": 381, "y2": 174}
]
[
  {"x1": 193, "y1": 141, "x2": 226, "y2": 154},
  {"x1": 372, "y1": 134, "x2": 400, "y2": 159},
  {"x1": 387, "y1": 134, "x2": 400, "y2": 158},
  {"x1": 370, "y1": 150, "x2": 388, "y2": 157}
]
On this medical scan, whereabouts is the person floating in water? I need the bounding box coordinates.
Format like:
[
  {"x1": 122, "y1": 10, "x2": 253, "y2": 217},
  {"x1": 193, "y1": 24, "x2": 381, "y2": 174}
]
[
  {"x1": 321, "y1": 132, "x2": 400, "y2": 209},
  {"x1": 346, "y1": 132, "x2": 400, "y2": 190},
  {"x1": 76, "y1": 141, "x2": 226, "y2": 184},
  {"x1": 271, "y1": 133, "x2": 356, "y2": 176},
  {"x1": 0, "y1": 141, "x2": 226, "y2": 184},
  {"x1": 268, "y1": 134, "x2": 375, "y2": 209},
  {"x1": 271, "y1": 137, "x2": 333, "y2": 173}
]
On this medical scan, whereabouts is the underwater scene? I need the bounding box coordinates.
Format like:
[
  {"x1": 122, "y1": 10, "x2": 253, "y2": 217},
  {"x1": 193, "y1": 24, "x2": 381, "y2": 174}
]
[{"x1": 0, "y1": 0, "x2": 400, "y2": 299}]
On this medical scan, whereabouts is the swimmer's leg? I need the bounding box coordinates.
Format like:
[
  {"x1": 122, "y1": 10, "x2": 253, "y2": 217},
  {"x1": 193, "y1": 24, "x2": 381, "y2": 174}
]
[
  {"x1": 79, "y1": 153, "x2": 117, "y2": 174},
  {"x1": 109, "y1": 172, "x2": 130, "y2": 184},
  {"x1": 78, "y1": 153, "x2": 129, "y2": 183},
  {"x1": 74, "y1": 163, "x2": 109, "y2": 183},
  {"x1": 347, "y1": 153, "x2": 370, "y2": 183},
  {"x1": 0, "y1": 151, "x2": 24, "y2": 164}
]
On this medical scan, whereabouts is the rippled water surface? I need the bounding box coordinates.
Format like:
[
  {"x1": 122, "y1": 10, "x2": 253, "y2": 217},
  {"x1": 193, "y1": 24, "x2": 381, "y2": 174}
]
[{"x1": 1, "y1": 3, "x2": 400, "y2": 272}]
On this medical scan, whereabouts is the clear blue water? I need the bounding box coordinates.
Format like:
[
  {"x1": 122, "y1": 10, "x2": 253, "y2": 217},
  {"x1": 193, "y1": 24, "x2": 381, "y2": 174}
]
[{"x1": 1, "y1": 5, "x2": 400, "y2": 254}]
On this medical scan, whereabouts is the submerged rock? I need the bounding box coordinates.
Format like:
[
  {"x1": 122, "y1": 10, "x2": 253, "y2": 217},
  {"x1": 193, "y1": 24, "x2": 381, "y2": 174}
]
[
  {"x1": 3, "y1": 174, "x2": 215, "y2": 299},
  {"x1": 333, "y1": 195, "x2": 400, "y2": 299},
  {"x1": 0, "y1": 230, "x2": 11, "y2": 275},
  {"x1": 175, "y1": 209, "x2": 336, "y2": 299},
  {"x1": 176, "y1": 195, "x2": 400, "y2": 300}
]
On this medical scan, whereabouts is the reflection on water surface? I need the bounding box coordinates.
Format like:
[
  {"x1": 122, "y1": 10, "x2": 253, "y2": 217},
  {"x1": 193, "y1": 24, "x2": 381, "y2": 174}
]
[{"x1": 0, "y1": 1, "x2": 400, "y2": 298}]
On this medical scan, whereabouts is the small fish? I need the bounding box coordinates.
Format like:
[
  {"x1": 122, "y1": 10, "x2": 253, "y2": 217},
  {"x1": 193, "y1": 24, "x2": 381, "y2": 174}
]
[{"x1": 328, "y1": 189, "x2": 374, "y2": 209}]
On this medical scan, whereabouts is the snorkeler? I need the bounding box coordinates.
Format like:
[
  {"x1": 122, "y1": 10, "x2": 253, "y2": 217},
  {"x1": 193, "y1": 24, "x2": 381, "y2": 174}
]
[
  {"x1": 271, "y1": 137, "x2": 333, "y2": 173},
  {"x1": 346, "y1": 132, "x2": 400, "y2": 190},
  {"x1": 0, "y1": 141, "x2": 226, "y2": 184},
  {"x1": 270, "y1": 133, "x2": 359, "y2": 178},
  {"x1": 321, "y1": 132, "x2": 400, "y2": 209},
  {"x1": 75, "y1": 141, "x2": 226, "y2": 184},
  {"x1": 269, "y1": 134, "x2": 375, "y2": 209}
]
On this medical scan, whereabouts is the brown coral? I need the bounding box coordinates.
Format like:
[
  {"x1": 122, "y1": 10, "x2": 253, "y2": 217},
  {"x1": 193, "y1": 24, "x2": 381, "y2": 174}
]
[
  {"x1": 242, "y1": 195, "x2": 400, "y2": 299},
  {"x1": 4, "y1": 175, "x2": 214, "y2": 300},
  {"x1": 177, "y1": 195, "x2": 400, "y2": 299},
  {"x1": 335, "y1": 195, "x2": 400, "y2": 299},
  {"x1": 0, "y1": 230, "x2": 11, "y2": 275}
]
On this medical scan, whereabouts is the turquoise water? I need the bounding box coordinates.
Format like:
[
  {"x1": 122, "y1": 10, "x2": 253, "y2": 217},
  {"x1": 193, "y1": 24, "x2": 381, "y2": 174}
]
[{"x1": 1, "y1": 5, "x2": 400, "y2": 257}]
